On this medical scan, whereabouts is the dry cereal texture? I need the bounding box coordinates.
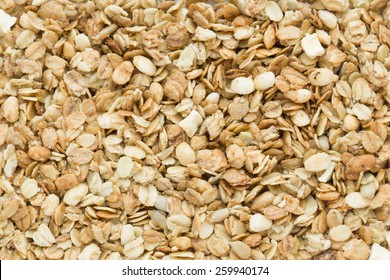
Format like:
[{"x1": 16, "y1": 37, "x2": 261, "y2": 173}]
[{"x1": 1, "y1": 0, "x2": 390, "y2": 260}]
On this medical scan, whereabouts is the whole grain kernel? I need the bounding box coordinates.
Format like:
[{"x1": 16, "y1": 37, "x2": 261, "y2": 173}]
[
  {"x1": 249, "y1": 214, "x2": 273, "y2": 232},
  {"x1": 55, "y1": 173, "x2": 78, "y2": 191},
  {"x1": 254, "y1": 72, "x2": 275, "y2": 91},
  {"x1": 284, "y1": 89, "x2": 312, "y2": 104},
  {"x1": 345, "y1": 154, "x2": 376, "y2": 180},
  {"x1": 231, "y1": 77, "x2": 255, "y2": 95},
  {"x1": 75, "y1": 34, "x2": 91, "y2": 51},
  {"x1": 308, "y1": 68, "x2": 335, "y2": 86},
  {"x1": 28, "y1": 147, "x2": 51, "y2": 162},
  {"x1": 343, "y1": 114, "x2": 360, "y2": 131}
]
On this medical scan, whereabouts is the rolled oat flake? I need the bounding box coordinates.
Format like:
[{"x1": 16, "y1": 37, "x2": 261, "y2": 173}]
[{"x1": 1, "y1": 0, "x2": 389, "y2": 261}]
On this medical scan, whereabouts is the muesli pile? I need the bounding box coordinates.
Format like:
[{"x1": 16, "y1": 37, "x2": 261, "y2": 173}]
[{"x1": 1, "y1": 0, "x2": 390, "y2": 260}]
